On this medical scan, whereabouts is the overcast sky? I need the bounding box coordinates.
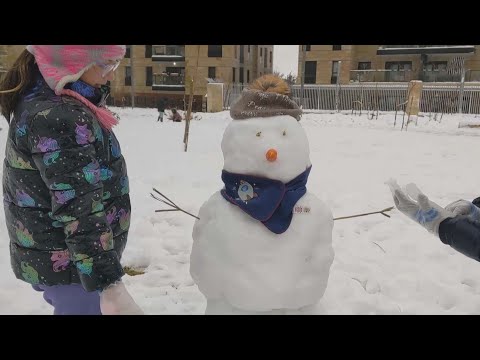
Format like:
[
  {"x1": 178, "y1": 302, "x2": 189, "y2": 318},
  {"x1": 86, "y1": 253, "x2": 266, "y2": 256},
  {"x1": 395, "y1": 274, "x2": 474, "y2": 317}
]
[{"x1": 273, "y1": 45, "x2": 299, "y2": 76}]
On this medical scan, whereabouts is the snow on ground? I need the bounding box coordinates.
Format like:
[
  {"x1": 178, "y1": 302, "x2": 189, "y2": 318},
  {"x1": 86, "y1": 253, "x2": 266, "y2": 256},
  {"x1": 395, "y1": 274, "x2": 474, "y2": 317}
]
[{"x1": 2, "y1": 108, "x2": 480, "y2": 314}]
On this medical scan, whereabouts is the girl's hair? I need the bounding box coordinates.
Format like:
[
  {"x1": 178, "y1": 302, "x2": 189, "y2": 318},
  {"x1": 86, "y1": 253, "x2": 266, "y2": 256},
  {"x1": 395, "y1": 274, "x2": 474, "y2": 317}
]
[{"x1": 0, "y1": 49, "x2": 38, "y2": 123}]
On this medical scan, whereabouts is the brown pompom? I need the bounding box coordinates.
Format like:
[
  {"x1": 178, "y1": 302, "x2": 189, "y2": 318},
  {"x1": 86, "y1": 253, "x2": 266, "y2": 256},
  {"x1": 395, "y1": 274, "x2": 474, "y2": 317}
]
[{"x1": 249, "y1": 74, "x2": 290, "y2": 95}]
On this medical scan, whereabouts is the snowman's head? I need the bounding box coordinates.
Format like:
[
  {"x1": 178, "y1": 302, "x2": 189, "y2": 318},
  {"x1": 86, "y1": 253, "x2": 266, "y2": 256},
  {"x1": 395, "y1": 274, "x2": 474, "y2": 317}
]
[
  {"x1": 222, "y1": 74, "x2": 311, "y2": 183},
  {"x1": 223, "y1": 74, "x2": 309, "y2": 183},
  {"x1": 221, "y1": 115, "x2": 311, "y2": 183}
]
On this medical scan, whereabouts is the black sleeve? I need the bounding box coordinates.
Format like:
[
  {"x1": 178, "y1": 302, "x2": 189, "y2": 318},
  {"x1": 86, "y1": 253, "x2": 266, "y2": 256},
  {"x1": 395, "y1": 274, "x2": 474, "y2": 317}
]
[
  {"x1": 438, "y1": 216, "x2": 480, "y2": 262},
  {"x1": 472, "y1": 197, "x2": 480, "y2": 208}
]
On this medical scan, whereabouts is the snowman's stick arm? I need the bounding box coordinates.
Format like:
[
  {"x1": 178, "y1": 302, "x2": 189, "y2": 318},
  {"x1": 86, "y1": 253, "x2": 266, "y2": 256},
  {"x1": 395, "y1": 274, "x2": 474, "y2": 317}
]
[
  {"x1": 151, "y1": 189, "x2": 200, "y2": 220},
  {"x1": 153, "y1": 201, "x2": 200, "y2": 219},
  {"x1": 150, "y1": 193, "x2": 176, "y2": 208},
  {"x1": 154, "y1": 203, "x2": 200, "y2": 220},
  {"x1": 175, "y1": 207, "x2": 201, "y2": 220},
  {"x1": 333, "y1": 206, "x2": 394, "y2": 221},
  {"x1": 152, "y1": 188, "x2": 178, "y2": 207}
]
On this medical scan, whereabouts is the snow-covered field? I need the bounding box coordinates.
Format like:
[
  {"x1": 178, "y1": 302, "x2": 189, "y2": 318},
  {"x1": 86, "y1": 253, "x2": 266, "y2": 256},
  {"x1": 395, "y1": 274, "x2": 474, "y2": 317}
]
[{"x1": 2, "y1": 108, "x2": 480, "y2": 315}]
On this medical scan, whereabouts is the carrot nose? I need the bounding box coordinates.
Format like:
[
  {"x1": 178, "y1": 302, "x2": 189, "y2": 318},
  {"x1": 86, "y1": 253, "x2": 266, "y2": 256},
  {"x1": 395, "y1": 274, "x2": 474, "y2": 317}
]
[{"x1": 266, "y1": 148, "x2": 278, "y2": 162}]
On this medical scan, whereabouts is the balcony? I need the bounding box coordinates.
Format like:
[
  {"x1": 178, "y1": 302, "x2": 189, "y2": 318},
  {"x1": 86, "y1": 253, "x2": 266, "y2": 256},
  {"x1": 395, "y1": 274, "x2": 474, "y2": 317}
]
[
  {"x1": 419, "y1": 70, "x2": 461, "y2": 82},
  {"x1": 152, "y1": 45, "x2": 185, "y2": 62},
  {"x1": 350, "y1": 69, "x2": 480, "y2": 83},
  {"x1": 350, "y1": 69, "x2": 415, "y2": 82},
  {"x1": 152, "y1": 73, "x2": 185, "y2": 91},
  {"x1": 467, "y1": 70, "x2": 480, "y2": 82},
  {"x1": 377, "y1": 45, "x2": 475, "y2": 55}
]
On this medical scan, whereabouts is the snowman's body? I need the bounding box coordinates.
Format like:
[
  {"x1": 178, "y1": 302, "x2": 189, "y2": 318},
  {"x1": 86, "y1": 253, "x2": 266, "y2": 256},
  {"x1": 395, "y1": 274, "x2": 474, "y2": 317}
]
[{"x1": 190, "y1": 115, "x2": 334, "y2": 314}]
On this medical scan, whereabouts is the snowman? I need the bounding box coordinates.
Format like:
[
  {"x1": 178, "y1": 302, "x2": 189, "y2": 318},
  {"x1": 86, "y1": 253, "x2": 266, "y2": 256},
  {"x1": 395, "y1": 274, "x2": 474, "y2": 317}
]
[{"x1": 190, "y1": 75, "x2": 334, "y2": 314}]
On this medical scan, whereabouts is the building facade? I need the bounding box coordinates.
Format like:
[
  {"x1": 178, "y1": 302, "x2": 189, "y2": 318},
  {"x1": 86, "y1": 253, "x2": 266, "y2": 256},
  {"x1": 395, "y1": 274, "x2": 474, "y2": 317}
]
[
  {"x1": 0, "y1": 45, "x2": 25, "y2": 76},
  {"x1": 0, "y1": 45, "x2": 274, "y2": 110},
  {"x1": 297, "y1": 45, "x2": 480, "y2": 84}
]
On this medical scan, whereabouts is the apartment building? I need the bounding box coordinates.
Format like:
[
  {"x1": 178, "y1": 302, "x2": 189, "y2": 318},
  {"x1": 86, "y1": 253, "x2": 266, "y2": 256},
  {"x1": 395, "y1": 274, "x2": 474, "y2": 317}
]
[
  {"x1": 115, "y1": 45, "x2": 273, "y2": 110},
  {"x1": 0, "y1": 45, "x2": 274, "y2": 110},
  {"x1": 0, "y1": 45, "x2": 24, "y2": 76},
  {"x1": 297, "y1": 45, "x2": 480, "y2": 84}
]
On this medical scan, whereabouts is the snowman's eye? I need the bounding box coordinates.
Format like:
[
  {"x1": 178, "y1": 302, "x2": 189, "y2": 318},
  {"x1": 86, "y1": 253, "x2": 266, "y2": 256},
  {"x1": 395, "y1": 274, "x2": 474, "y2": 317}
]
[
  {"x1": 256, "y1": 132, "x2": 262, "y2": 137},
  {"x1": 283, "y1": 130, "x2": 286, "y2": 136}
]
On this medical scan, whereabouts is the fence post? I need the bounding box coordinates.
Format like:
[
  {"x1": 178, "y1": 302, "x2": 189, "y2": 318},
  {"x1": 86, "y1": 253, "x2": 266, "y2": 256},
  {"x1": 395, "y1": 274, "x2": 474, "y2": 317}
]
[
  {"x1": 458, "y1": 68, "x2": 466, "y2": 114},
  {"x1": 300, "y1": 45, "x2": 306, "y2": 109},
  {"x1": 469, "y1": 89, "x2": 473, "y2": 114},
  {"x1": 405, "y1": 80, "x2": 422, "y2": 129},
  {"x1": 335, "y1": 61, "x2": 342, "y2": 112},
  {"x1": 207, "y1": 83, "x2": 224, "y2": 112},
  {"x1": 317, "y1": 86, "x2": 320, "y2": 109}
]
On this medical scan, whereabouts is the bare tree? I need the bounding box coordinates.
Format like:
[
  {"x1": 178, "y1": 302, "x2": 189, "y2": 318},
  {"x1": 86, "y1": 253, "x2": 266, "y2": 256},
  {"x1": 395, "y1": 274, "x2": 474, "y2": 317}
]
[
  {"x1": 273, "y1": 71, "x2": 297, "y2": 86},
  {"x1": 129, "y1": 45, "x2": 135, "y2": 108},
  {"x1": 183, "y1": 45, "x2": 200, "y2": 152}
]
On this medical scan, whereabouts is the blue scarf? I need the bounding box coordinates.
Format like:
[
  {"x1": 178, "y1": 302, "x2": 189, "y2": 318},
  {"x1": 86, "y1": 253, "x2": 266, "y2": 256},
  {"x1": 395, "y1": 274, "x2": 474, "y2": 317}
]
[
  {"x1": 64, "y1": 80, "x2": 110, "y2": 107},
  {"x1": 221, "y1": 166, "x2": 312, "y2": 234},
  {"x1": 23, "y1": 71, "x2": 110, "y2": 107}
]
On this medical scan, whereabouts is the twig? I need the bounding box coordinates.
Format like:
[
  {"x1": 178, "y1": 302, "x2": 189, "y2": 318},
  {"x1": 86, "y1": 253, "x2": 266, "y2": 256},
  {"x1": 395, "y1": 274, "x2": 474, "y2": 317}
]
[
  {"x1": 171, "y1": 207, "x2": 200, "y2": 220},
  {"x1": 371, "y1": 241, "x2": 386, "y2": 254},
  {"x1": 150, "y1": 193, "x2": 176, "y2": 208},
  {"x1": 333, "y1": 206, "x2": 394, "y2": 221},
  {"x1": 152, "y1": 188, "x2": 177, "y2": 207},
  {"x1": 152, "y1": 188, "x2": 200, "y2": 220}
]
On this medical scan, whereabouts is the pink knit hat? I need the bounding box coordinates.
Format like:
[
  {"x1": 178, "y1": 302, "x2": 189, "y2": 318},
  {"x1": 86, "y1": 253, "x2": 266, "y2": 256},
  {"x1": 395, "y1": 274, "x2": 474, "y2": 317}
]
[
  {"x1": 26, "y1": 45, "x2": 126, "y2": 95},
  {"x1": 26, "y1": 45, "x2": 126, "y2": 130}
]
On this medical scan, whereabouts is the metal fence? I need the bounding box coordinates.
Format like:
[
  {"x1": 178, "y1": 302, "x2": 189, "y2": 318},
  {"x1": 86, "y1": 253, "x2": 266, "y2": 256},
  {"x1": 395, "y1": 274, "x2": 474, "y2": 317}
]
[{"x1": 223, "y1": 82, "x2": 480, "y2": 114}]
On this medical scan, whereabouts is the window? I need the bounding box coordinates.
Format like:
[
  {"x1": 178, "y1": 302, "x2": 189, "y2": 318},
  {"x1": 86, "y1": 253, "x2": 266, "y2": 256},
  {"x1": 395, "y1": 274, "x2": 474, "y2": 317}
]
[
  {"x1": 125, "y1": 66, "x2": 131, "y2": 86},
  {"x1": 304, "y1": 61, "x2": 317, "y2": 84},
  {"x1": 234, "y1": 45, "x2": 237, "y2": 59},
  {"x1": 153, "y1": 45, "x2": 165, "y2": 55},
  {"x1": 208, "y1": 67, "x2": 216, "y2": 79},
  {"x1": 248, "y1": 45, "x2": 250, "y2": 52},
  {"x1": 146, "y1": 66, "x2": 152, "y2": 86},
  {"x1": 423, "y1": 61, "x2": 448, "y2": 81},
  {"x1": 158, "y1": 67, "x2": 185, "y2": 85},
  {"x1": 385, "y1": 61, "x2": 412, "y2": 71},
  {"x1": 232, "y1": 67, "x2": 236, "y2": 82},
  {"x1": 165, "y1": 67, "x2": 184, "y2": 74},
  {"x1": 125, "y1": 45, "x2": 131, "y2": 58},
  {"x1": 239, "y1": 67, "x2": 244, "y2": 83},
  {"x1": 240, "y1": 46, "x2": 244, "y2": 63},
  {"x1": 305, "y1": 45, "x2": 311, "y2": 51},
  {"x1": 145, "y1": 45, "x2": 152, "y2": 58},
  {"x1": 424, "y1": 61, "x2": 447, "y2": 71},
  {"x1": 264, "y1": 48, "x2": 267, "y2": 67},
  {"x1": 358, "y1": 62, "x2": 371, "y2": 70},
  {"x1": 269, "y1": 51, "x2": 272, "y2": 65},
  {"x1": 332, "y1": 45, "x2": 342, "y2": 51},
  {"x1": 355, "y1": 62, "x2": 371, "y2": 82},
  {"x1": 385, "y1": 61, "x2": 412, "y2": 81},
  {"x1": 208, "y1": 45, "x2": 222, "y2": 57},
  {"x1": 247, "y1": 70, "x2": 250, "y2": 83},
  {"x1": 153, "y1": 45, "x2": 185, "y2": 56},
  {"x1": 331, "y1": 61, "x2": 339, "y2": 84},
  {"x1": 260, "y1": 48, "x2": 263, "y2": 56}
]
